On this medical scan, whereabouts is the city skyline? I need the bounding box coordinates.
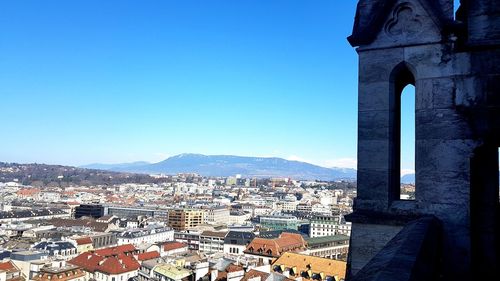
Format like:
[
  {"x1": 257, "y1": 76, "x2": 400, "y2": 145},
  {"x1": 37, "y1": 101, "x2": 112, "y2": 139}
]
[{"x1": 1, "y1": 0, "x2": 412, "y2": 173}]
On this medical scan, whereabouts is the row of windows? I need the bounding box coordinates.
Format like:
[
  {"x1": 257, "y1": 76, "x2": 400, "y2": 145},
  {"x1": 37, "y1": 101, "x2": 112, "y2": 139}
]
[{"x1": 229, "y1": 247, "x2": 240, "y2": 254}]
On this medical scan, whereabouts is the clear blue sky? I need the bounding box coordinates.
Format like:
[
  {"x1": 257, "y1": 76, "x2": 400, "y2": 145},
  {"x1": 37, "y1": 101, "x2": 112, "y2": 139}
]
[{"x1": 0, "y1": 0, "x2": 416, "y2": 171}]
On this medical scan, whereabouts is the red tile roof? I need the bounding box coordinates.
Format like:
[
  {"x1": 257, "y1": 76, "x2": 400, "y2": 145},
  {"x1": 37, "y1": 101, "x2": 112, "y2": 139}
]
[
  {"x1": 137, "y1": 251, "x2": 160, "y2": 261},
  {"x1": 240, "y1": 269, "x2": 268, "y2": 281},
  {"x1": 245, "y1": 232, "x2": 306, "y2": 258},
  {"x1": 225, "y1": 264, "x2": 244, "y2": 273},
  {"x1": 163, "y1": 241, "x2": 187, "y2": 251},
  {"x1": 94, "y1": 244, "x2": 136, "y2": 257},
  {"x1": 0, "y1": 261, "x2": 17, "y2": 272},
  {"x1": 69, "y1": 252, "x2": 140, "y2": 275},
  {"x1": 75, "y1": 237, "x2": 92, "y2": 245}
]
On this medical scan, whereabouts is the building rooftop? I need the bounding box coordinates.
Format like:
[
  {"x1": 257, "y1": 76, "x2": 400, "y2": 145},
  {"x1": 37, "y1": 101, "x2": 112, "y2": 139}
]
[
  {"x1": 163, "y1": 241, "x2": 188, "y2": 252},
  {"x1": 154, "y1": 264, "x2": 191, "y2": 280},
  {"x1": 245, "y1": 233, "x2": 307, "y2": 258},
  {"x1": 137, "y1": 251, "x2": 160, "y2": 261},
  {"x1": 0, "y1": 209, "x2": 66, "y2": 219},
  {"x1": 117, "y1": 226, "x2": 172, "y2": 239},
  {"x1": 272, "y1": 252, "x2": 346, "y2": 280},
  {"x1": 224, "y1": 231, "x2": 255, "y2": 245},
  {"x1": 68, "y1": 248, "x2": 140, "y2": 275},
  {"x1": 200, "y1": 231, "x2": 228, "y2": 238},
  {"x1": 305, "y1": 234, "x2": 350, "y2": 246}
]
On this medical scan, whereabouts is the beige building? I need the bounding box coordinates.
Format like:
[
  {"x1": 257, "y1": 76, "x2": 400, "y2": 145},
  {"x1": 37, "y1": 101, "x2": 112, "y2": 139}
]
[{"x1": 167, "y1": 209, "x2": 204, "y2": 231}]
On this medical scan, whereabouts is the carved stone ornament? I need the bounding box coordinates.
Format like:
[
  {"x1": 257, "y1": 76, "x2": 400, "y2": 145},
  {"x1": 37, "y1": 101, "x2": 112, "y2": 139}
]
[{"x1": 385, "y1": 3, "x2": 423, "y2": 40}]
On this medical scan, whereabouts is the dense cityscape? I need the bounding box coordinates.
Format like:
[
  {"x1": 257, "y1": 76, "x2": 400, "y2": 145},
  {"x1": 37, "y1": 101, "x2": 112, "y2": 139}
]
[
  {"x1": 0, "y1": 166, "x2": 365, "y2": 281},
  {"x1": 0, "y1": 159, "x2": 418, "y2": 281},
  {"x1": 3, "y1": 0, "x2": 499, "y2": 280}
]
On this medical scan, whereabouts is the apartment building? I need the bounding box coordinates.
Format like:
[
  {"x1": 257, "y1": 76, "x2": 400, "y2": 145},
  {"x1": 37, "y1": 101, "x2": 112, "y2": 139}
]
[{"x1": 167, "y1": 209, "x2": 204, "y2": 231}]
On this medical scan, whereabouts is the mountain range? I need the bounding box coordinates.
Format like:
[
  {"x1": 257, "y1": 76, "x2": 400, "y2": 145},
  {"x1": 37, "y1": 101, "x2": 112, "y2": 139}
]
[{"x1": 81, "y1": 153, "x2": 357, "y2": 181}]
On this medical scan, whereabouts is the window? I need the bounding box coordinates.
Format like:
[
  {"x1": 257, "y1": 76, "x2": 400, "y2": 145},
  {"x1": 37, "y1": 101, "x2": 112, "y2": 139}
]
[
  {"x1": 400, "y1": 84, "x2": 415, "y2": 200},
  {"x1": 390, "y1": 62, "x2": 416, "y2": 202}
]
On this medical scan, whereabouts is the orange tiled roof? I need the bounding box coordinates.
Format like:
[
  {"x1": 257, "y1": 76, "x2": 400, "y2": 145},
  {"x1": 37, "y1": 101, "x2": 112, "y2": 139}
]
[
  {"x1": 75, "y1": 237, "x2": 92, "y2": 245},
  {"x1": 137, "y1": 251, "x2": 160, "y2": 261},
  {"x1": 240, "y1": 269, "x2": 268, "y2": 281},
  {"x1": 69, "y1": 251, "x2": 140, "y2": 275},
  {"x1": 272, "y1": 252, "x2": 346, "y2": 280},
  {"x1": 245, "y1": 232, "x2": 307, "y2": 257},
  {"x1": 94, "y1": 244, "x2": 136, "y2": 257},
  {"x1": 163, "y1": 241, "x2": 187, "y2": 251},
  {"x1": 16, "y1": 189, "x2": 40, "y2": 196},
  {"x1": 0, "y1": 261, "x2": 17, "y2": 272},
  {"x1": 225, "y1": 264, "x2": 244, "y2": 273}
]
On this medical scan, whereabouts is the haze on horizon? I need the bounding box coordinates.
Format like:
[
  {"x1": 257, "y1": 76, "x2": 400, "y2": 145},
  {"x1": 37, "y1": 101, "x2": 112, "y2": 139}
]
[{"x1": 0, "y1": 0, "x2": 415, "y2": 174}]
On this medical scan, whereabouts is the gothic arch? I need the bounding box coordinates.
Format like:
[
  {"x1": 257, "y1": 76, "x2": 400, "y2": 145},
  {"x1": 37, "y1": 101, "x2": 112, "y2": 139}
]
[{"x1": 389, "y1": 62, "x2": 416, "y2": 201}]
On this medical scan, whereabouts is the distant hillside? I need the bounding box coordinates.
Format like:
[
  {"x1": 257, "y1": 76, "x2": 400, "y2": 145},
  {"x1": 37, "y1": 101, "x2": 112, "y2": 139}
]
[
  {"x1": 83, "y1": 153, "x2": 357, "y2": 181},
  {"x1": 80, "y1": 161, "x2": 150, "y2": 170},
  {"x1": 0, "y1": 162, "x2": 166, "y2": 187},
  {"x1": 401, "y1": 174, "x2": 415, "y2": 184}
]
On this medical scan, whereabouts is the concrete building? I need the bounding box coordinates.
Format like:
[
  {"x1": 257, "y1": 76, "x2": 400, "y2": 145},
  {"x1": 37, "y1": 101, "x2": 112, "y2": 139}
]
[
  {"x1": 116, "y1": 226, "x2": 174, "y2": 246},
  {"x1": 346, "y1": 0, "x2": 500, "y2": 279},
  {"x1": 303, "y1": 235, "x2": 350, "y2": 260},
  {"x1": 260, "y1": 215, "x2": 300, "y2": 231},
  {"x1": 223, "y1": 231, "x2": 255, "y2": 256},
  {"x1": 153, "y1": 264, "x2": 192, "y2": 281},
  {"x1": 204, "y1": 207, "x2": 230, "y2": 225},
  {"x1": 74, "y1": 204, "x2": 104, "y2": 219},
  {"x1": 90, "y1": 232, "x2": 117, "y2": 249},
  {"x1": 174, "y1": 231, "x2": 201, "y2": 251},
  {"x1": 10, "y1": 251, "x2": 49, "y2": 280},
  {"x1": 199, "y1": 231, "x2": 228, "y2": 253},
  {"x1": 106, "y1": 206, "x2": 168, "y2": 220},
  {"x1": 228, "y1": 211, "x2": 251, "y2": 225},
  {"x1": 168, "y1": 209, "x2": 204, "y2": 231},
  {"x1": 309, "y1": 215, "x2": 351, "y2": 238}
]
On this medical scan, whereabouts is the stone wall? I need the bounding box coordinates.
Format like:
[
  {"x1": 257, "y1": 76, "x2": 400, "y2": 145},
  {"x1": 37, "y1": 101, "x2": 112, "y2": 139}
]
[{"x1": 346, "y1": 0, "x2": 500, "y2": 279}]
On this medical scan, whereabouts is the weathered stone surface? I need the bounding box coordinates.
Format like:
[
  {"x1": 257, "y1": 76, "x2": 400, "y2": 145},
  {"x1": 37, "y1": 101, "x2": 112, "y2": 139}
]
[
  {"x1": 358, "y1": 81, "x2": 391, "y2": 111},
  {"x1": 347, "y1": 0, "x2": 500, "y2": 280},
  {"x1": 358, "y1": 48, "x2": 404, "y2": 83},
  {"x1": 415, "y1": 77, "x2": 455, "y2": 110},
  {"x1": 348, "y1": 223, "x2": 403, "y2": 277},
  {"x1": 356, "y1": 168, "x2": 391, "y2": 201},
  {"x1": 416, "y1": 109, "x2": 474, "y2": 139},
  {"x1": 357, "y1": 140, "x2": 392, "y2": 170},
  {"x1": 415, "y1": 171, "x2": 470, "y2": 204},
  {"x1": 416, "y1": 139, "x2": 474, "y2": 172},
  {"x1": 358, "y1": 110, "x2": 392, "y2": 140},
  {"x1": 454, "y1": 76, "x2": 483, "y2": 107},
  {"x1": 350, "y1": 217, "x2": 442, "y2": 281}
]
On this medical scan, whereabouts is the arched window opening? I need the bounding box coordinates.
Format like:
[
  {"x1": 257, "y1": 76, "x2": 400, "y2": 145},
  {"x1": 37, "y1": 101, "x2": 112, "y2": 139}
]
[
  {"x1": 400, "y1": 85, "x2": 415, "y2": 200},
  {"x1": 389, "y1": 62, "x2": 415, "y2": 202}
]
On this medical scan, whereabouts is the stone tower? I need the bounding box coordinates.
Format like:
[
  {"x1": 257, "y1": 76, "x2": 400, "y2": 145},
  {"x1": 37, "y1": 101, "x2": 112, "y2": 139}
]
[{"x1": 346, "y1": 0, "x2": 500, "y2": 280}]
